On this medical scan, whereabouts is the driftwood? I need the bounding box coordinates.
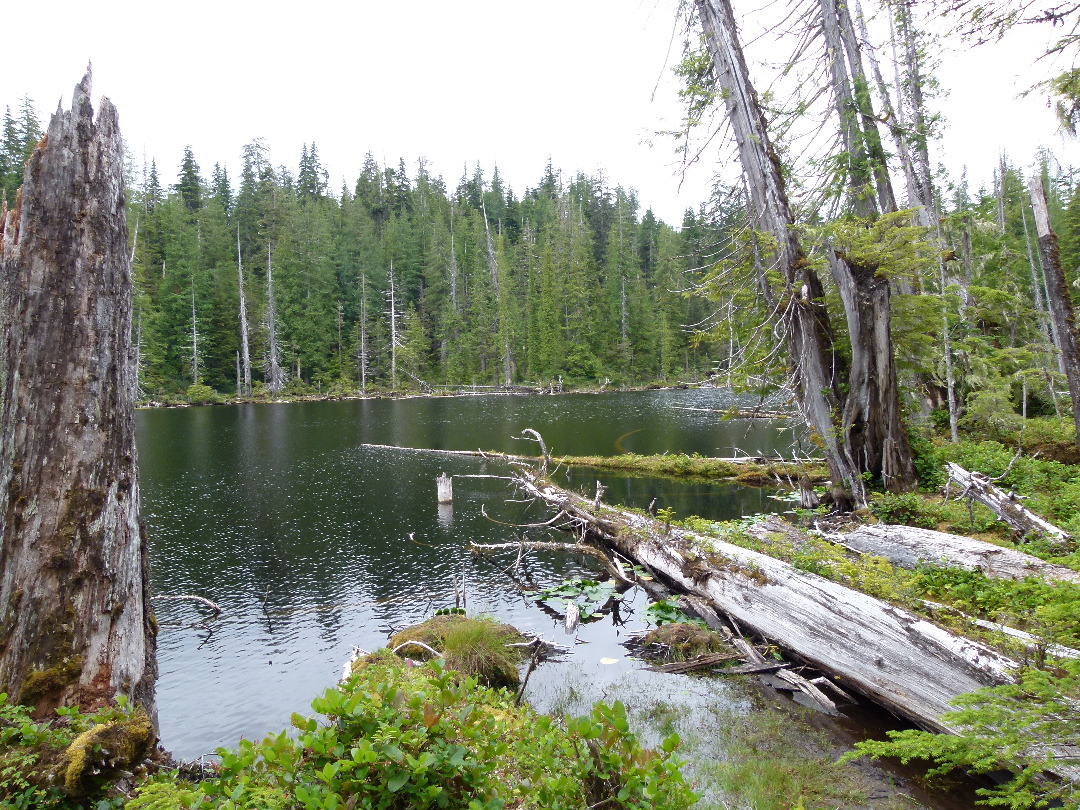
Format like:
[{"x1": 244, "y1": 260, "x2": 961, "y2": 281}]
[
  {"x1": 833, "y1": 524, "x2": 1080, "y2": 584},
  {"x1": 642, "y1": 651, "x2": 743, "y2": 674},
  {"x1": 151, "y1": 595, "x2": 223, "y2": 614},
  {"x1": 516, "y1": 470, "x2": 1016, "y2": 734},
  {"x1": 918, "y1": 600, "x2": 1080, "y2": 661},
  {"x1": 946, "y1": 462, "x2": 1070, "y2": 546}
]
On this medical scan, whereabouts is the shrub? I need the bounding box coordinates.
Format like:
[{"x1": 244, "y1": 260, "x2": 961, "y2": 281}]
[
  {"x1": 958, "y1": 384, "x2": 1023, "y2": 441},
  {"x1": 136, "y1": 656, "x2": 699, "y2": 810},
  {"x1": 870, "y1": 492, "x2": 943, "y2": 529},
  {"x1": 388, "y1": 614, "x2": 527, "y2": 688},
  {"x1": 185, "y1": 383, "x2": 219, "y2": 405}
]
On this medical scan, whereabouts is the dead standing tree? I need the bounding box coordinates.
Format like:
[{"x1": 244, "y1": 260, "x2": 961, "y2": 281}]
[
  {"x1": 693, "y1": 0, "x2": 916, "y2": 508},
  {"x1": 1029, "y1": 176, "x2": 1080, "y2": 453},
  {"x1": 0, "y1": 72, "x2": 157, "y2": 717}
]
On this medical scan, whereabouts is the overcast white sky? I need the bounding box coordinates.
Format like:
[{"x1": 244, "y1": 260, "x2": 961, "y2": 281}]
[{"x1": 2, "y1": 0, "x2": 1075, "y2": 224}]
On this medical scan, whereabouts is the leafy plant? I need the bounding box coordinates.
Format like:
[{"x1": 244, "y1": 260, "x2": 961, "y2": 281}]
[
  {"x1": 138, "y1": 656, "x2": 699, "y2": 809},
  {"x1": 870, "y1": 492, "x2": 943, "y2": 529},
  {"x1": 643, "y1": 599, "x2": 704, "y2": 628},
  {"x1": 846, "y1": 662, "x2": 1080, "y2": 809},
  {"x1": 527, "y1": 578, "x2": 621, "y2": 620}
]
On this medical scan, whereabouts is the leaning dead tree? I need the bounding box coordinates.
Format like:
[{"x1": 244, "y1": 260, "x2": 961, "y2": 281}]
[
  {"x1": 946, "y1": 462, "x2": 1072, "y2": 548},
  {"x1": 0, "y1": 71, "x2": 157, "y2": 717},
  {"x1": 693, "y1": 0, "x2": 916, "y2": 508}
]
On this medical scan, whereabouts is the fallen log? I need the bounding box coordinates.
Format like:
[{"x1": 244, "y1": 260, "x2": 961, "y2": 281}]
[
  {"x1": 515, "y1": 469, "x2": 1016, "y2": 734},
  {"x1": 672, "y1": 405, "x2": 796, "y2": 419},
  {"x1": 831, "y1": 524, "x2": 1080, "y2": 584},
  {"x1": 946, "y1": 462, "x2": 1071, "y2": 547},
  {"x1": 642, "y1": 651, "x2": 743, "y2": 674}
]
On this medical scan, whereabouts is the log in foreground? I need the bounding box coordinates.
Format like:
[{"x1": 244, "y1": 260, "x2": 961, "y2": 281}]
[
  {"x1": 833, "y1": 524, "x2": 1080, "y2": 584},
  {"x1": 515, "y1": 470, "x2": 1016, "y2": 734}
]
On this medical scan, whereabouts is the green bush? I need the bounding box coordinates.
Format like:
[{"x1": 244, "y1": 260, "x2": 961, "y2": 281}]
[
  {"x1": 870, "y1": 492, "x2": 943, "y2": 529},
  {"x1": 958, "y1": 385, "x2": 1023, "y2": 441},
  {"x1": 185, "y1": 383, "x2": 219, "y2": 405},
  {"x1": 134, "y1": 656, "x2": 698, "y2": 810},
  {"x1": 847, "y1": 661, "x2": 1080, "y2": 809},
  {"x1": 0, "y1": 694, "x2": 149, "y2": 809}
]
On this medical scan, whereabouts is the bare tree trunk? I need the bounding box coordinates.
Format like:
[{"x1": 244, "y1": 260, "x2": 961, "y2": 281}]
[
  {"x1": 265, "y1": 242, "x2": 285, "y2": 394},
  {"x1": 388, "y1": 260, "x2": 399, "y2": 390},
  {"x1": 1029, "y1": 176, "x2": 1080, "y2": 449},
  {"x1": 820, "y1": 0, "x2": 917, "y2": 490},
  {"x1": 359, "y1": 270, "x2": 368, "y2": 394},
  {"x1": 237, "y1": 226, "x2": 251, "y2": 398},
  {"x1": 0, "y1": 72, "x2": 156, "y2": 717}
]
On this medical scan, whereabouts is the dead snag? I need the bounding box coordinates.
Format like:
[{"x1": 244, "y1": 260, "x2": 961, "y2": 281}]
[{"x1": 0, "y1": 70, "x2": 157, "y2": 719}]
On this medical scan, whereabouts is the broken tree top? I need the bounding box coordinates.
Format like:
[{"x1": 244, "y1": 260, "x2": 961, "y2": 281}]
[{"x1": 0, "y1": 68, "x2": 155, "y2": 718}]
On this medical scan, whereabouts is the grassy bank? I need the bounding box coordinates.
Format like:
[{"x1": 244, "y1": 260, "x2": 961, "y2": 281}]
[{"x1": 555, "y1": 452, "x2": 827, "y2": 487}]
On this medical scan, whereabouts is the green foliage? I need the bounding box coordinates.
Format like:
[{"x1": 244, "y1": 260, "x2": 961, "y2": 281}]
[
  {"x1": 185, "y1": 383, "x2": 220, "y2": 404},
  {"x1": 528, "y1": 579, "x2": 620, "y2": 620},
  {"x1": 643, "y1": 599, "x2": 705, "y2": 628},
  {"x1": 387, "y1": 615, "x2": 525, "y2": 688},
  {"x1": 909, "y1": 566, "x2": 1080, "y2": 647},
  {"x1": 847, "y1": 662, "x2": 1080, "y2": 809},
  {"x1": 959, "y1": 384, "x2": 1024, "y2": 441},
  {"x1": 870, "y1": 492, "x2": 944, "y2": 529},
  {"x1": 0, "y1": 694, "x2": 147, "y2": 809},
  {"x1": 137, "y1": 657, "x2": 697, "y2": 810}
]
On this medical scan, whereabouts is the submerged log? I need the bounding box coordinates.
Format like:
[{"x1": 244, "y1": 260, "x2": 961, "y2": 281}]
[
  {"x1": 833, "y1": 524, "x2": 1080, "y2": 584},
  {"x1": 946, "y1": 462, "x2": 1071, "y2": 546},
  {"x1": 516, "y1": 471, "x2": 1016, "y2": 734}
]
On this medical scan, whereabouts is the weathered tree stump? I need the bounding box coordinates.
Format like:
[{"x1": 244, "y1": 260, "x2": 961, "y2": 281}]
[{"x1": 0, "y1": 71, "x2": 156, "y2": 718}]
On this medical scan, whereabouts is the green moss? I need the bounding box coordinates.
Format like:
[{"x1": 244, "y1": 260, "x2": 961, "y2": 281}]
[
  {"x1": 60, "y1": 708, "x2": 155, "y2": 796},
  {"x1": 19, "y1": 655, "x2": 83, "y2": 706},
  {"x1": 388, "y1": 614, "x2": 528, "y2": 688},
  {"x1": 556, "y1": 452, "x2": 827, "y2": 485},
  {"x1": 641, "y1": 622, "x2": 730, "y2": 660}
]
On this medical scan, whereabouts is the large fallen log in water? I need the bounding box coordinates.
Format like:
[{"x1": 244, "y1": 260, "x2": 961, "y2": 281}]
[
  {"x1": 831, "y1": 524, "x2": 1080, "y2": 584},
  {"x1": 514, "y1": 470, "x2": 1017, "y2": 734}
]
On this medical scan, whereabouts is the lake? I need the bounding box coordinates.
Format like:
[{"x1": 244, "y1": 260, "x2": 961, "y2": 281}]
[{"x1": 138, "y1": 388, "x2": 796, "y2": 759}]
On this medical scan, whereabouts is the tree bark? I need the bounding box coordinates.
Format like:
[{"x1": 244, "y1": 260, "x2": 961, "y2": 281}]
[
  {"x1": 237, "y1": 226, "x2": 252, "y2": 398},
  {"x1": 0, "y1": 71, "x2": 157, "y2": 718},
  {"x1": 696, "y1": 0, "x2": 918, "y2": 505},
  {"x1": 1029, "y1": 176, "x2": 1080, "y2": 451}
]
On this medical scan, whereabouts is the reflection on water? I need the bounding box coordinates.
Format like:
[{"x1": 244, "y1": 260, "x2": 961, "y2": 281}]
[{"x1": 138, "y1": 390, "x2": 794, "y2": 758}]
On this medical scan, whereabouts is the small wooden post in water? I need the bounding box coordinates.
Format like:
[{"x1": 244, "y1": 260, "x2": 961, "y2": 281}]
[{"x1": 437, "y1": 473, "x2": 453, "y2": 504}]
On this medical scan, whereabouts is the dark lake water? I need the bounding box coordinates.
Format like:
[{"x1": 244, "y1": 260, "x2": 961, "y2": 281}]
[{"x1": 137, "y1": 388, "x2": 797, "y2": 760}]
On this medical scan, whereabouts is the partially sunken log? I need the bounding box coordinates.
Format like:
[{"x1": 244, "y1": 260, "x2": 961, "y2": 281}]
[
  {"x1": 946, "y1": 462, "x2": 1071, "y2": 547},
  {"x1": 516, "y1": 471, "x2": 1015, "y2": 733},
  {"x1": 834, "y1": 524, "x2": 1080, "y2": 584},
  {"x1": 0, "y1": 71, "x2": 156, "y2": 717}
]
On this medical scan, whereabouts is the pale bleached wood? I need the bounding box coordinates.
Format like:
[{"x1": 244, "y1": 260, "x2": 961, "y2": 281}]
[
  {"x1": 835, "y1": 524, "x2": 1080, "y2": 583},
  {"x1": 516, "y1": 471, "x2": 1015, "y2": 733},
  {"x1": 947, "y1": 462, "x2": 1070, "y2": 546}
]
